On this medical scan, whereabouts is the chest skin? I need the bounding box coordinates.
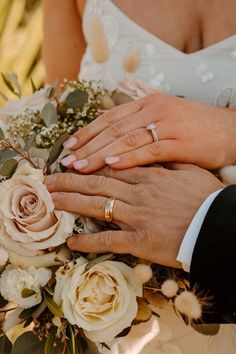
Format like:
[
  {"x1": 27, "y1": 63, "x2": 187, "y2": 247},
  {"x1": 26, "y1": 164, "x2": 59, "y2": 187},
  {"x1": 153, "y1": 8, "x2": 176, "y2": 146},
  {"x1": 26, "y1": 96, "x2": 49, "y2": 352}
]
[{"x1": 77, "y1": 0, "x2": 236, "y2": 54}]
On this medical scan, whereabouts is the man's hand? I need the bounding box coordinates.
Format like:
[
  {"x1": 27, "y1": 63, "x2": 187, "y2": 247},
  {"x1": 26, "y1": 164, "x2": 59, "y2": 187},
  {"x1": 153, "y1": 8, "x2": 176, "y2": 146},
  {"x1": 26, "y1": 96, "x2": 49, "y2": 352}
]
[{"x1": 45, "y1": 164, "x2": 223, "y2": 268}]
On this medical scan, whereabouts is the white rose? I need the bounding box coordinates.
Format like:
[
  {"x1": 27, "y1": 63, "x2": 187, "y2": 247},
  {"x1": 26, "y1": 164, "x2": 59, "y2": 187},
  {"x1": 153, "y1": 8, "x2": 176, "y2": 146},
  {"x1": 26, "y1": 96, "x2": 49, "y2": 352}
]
[
  {"x1": 0, "y1": 163, "x2": 75, "y2": 267},
  {"x1": 54, "y1": 258, "x2": 142, "y2": 342},
  {"x1": 117, "y1": 78, "x2": 157, "y2": 100},
  {"x1": 0, "y1": 265, "x2": 51, "y2": 308},
  {"x1": 0, "y1": 85, "x2": 52, "y2": 121}
]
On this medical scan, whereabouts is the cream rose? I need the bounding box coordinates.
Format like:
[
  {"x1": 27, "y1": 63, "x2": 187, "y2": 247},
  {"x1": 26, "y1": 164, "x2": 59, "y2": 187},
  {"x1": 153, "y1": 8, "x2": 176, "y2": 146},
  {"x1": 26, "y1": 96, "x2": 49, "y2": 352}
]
[
  {"x1": 0, "y1": 85, "x2": 52, "y2": 122},
  {"x1": 0, "y1": 265, "x2": 51, "y2": 308},
  {"x1": 54, "y1": 258, "x2": 142, "y2": 342},
  {"x1": 0, "y1": 163, "x2": 75, "y2": 267}
]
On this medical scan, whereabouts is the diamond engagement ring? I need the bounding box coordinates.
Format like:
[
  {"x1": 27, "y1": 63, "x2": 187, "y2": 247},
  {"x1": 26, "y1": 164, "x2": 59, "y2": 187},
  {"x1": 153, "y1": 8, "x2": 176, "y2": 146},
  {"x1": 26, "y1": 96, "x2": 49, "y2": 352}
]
[
  {"x1": 146, "y1": 123, "x2": 159, "y2": 142},
  {"x1": 104, "y1": 198, "x2": 116, "y2": 222}
]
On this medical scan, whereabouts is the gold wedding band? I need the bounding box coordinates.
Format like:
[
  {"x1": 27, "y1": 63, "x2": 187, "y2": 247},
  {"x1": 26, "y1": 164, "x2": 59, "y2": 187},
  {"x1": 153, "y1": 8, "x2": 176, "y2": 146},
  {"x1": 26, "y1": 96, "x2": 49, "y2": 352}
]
[{"x1": 104, "y1": 198, "x2": 115, "y2": 222}]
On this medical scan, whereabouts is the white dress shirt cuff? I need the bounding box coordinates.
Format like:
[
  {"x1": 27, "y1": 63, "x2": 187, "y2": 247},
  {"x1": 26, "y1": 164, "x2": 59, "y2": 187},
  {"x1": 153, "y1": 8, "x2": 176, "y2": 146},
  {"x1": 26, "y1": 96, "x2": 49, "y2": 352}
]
[{"x1": 177, "y1": 189, "x2": 223, "y2": 272}]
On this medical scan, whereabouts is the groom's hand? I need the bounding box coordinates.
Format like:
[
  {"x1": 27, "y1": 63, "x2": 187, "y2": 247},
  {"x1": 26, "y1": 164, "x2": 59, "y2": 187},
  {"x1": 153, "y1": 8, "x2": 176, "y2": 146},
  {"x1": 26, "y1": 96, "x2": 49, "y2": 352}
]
[{"x1": 45, "y1": 164, "x2": 223, "y2": 268}]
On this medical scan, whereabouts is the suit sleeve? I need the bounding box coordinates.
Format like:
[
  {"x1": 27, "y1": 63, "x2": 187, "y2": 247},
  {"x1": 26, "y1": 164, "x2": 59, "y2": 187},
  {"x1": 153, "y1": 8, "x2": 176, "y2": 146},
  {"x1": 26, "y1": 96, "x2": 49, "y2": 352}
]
[{"x1": 190, "y1": 185, "x2": 236, "y2": 323}]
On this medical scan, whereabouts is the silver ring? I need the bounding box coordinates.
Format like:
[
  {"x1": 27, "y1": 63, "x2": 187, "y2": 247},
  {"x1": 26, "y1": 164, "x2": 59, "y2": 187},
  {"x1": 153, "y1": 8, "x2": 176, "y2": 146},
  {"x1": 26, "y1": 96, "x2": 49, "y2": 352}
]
[{"x1": 146, "y1": 123, "x2": 159, "y2": 142}]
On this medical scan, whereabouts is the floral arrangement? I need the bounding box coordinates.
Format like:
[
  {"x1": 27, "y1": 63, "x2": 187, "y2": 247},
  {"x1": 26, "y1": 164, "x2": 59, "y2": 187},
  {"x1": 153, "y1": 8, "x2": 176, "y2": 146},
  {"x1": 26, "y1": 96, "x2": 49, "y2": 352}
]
[{"x1": 0, "y1": 75, "x2": 211, "y2": 354}]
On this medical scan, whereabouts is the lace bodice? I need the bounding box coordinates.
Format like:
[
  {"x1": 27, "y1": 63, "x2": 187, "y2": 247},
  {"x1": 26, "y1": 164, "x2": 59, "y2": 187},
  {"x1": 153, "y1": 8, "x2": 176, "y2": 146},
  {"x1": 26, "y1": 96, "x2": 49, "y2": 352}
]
[{"x1": 80, "y1": 0, "x2": 236, "y2": 108}]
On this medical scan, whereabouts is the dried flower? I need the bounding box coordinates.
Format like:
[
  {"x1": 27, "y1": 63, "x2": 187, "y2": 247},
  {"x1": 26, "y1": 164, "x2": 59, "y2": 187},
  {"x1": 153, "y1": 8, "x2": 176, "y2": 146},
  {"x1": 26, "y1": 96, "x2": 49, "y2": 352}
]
[
  {"x1": 123, "y1": 47, "x2": 141, "y2": 73},
  {"x1": 87, "y1": 14, "x2": 110, "y2": 64},
  {"x1": 174, "y1": 291, "x2": 202, "y2": 320},
  {"x1": 134, "y1": 264, "x2": 153, "y2": 285},
  {"x1": 161, "y1": 279, "x2": 179, "y2": 298}
]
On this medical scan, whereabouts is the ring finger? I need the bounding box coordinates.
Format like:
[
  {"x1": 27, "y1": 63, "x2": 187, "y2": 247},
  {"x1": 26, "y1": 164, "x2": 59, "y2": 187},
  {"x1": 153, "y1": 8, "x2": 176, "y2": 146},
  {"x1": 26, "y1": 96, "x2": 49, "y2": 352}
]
[
  {"x1": 72, "y1": 123, "x2": 173, "y2": 172},
  {"x1": 51, "y1": 192, "x2": 137, "y2": 226}
]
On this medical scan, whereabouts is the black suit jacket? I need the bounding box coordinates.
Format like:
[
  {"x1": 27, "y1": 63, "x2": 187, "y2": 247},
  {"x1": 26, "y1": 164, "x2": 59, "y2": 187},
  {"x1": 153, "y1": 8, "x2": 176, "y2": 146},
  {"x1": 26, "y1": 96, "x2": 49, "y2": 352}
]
[{"x1": 190, "y1": 185, "x2": 236, "y2": 323}]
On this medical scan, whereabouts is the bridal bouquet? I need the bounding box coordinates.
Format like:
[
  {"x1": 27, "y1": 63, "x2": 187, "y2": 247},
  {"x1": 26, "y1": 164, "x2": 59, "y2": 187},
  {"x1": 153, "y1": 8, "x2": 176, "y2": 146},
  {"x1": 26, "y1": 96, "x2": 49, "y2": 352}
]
[{"x1": 0, "y1": 75, "x2": 206, "y2": 353}]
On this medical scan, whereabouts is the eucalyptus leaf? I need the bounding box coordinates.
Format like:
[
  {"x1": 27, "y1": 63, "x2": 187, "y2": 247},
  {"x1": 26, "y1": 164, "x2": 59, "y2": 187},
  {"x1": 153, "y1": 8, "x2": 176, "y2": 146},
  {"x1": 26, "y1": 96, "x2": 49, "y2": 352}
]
[
  {"x1": 19, "y1": 305, "x2": 39, "y2": 320},
  {"x1": 42, "y1": 103, "x2": 58, "y2": 128},
  {"x1": 0, "y1": 335, "x2": 12, "y2": 354},
  {"x1": 24, "y1": 134, "x2": 36, "y2": 152},
  {"x1": 0, "y1": 128, "x2": 4, "y2": 140},
  {"x1": 0, "y1": 294, "x2": 8, "y2": 309},
  {"x1": 0, "y1": 159, "x2": 18, "y2": 177},
  {"x1": 65, "y1": 90, "x2": 89, "y2": 109},
  {"x1": 11, "y1": 332, "x2": 45, "y2": 354},
  {"x1": 0, "y1": 149, "x2": 18, "y2": 165},
  {"x1": 48, "y1": 132, "x2": 70, "y2": 166},
  {"x1": 85, "y1": 254, "x2": 114, "y2": 272},
  {"x1": 44, "y1": 294, "x2": 63, "y2": 318},
  {"x1": 191, "y1": 323, "x2": 220, "y2": 336},
  {"x1": 21, "y1": 288, "x2": 36, "y2": 298}
]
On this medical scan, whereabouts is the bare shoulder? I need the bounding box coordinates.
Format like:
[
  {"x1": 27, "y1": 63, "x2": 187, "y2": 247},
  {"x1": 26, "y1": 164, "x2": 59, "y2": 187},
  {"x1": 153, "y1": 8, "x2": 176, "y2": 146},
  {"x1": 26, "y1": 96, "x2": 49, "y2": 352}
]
[{"x1": 76, "y1": 0, "x2": 87, "y2": 17}]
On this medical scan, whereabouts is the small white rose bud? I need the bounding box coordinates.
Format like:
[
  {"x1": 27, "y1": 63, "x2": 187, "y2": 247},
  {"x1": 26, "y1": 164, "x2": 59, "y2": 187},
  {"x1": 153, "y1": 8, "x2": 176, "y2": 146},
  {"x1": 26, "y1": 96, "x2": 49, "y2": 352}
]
[
  {"x1": 0, "y1": 247, "x2": 8, "y2": 266},
  {"x1": 161, "y1": 279, "x2": 179, "y2": 298},
  {"x1": 174, "y1": 291, "x2": 202, "y2": 320},
  {"x1": 134, "y1": 264, "x2": 153, "y2": 285}
]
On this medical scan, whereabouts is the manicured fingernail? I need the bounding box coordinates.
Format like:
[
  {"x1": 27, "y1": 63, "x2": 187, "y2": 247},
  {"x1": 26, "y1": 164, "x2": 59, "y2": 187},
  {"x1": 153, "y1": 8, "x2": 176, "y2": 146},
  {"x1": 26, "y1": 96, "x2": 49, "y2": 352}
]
[
  {"x1": 61, "y1": 155, "x2": 77, "y2": 166},
  {"x1": 105, "y1": 156, "x2": 120, "y2": 165},
  {"x1": 63, "y1": 137, "x2": 77, "y2": 149},
  {"x1": 73, "y1": 159, "x2": 88, "y2": 170}
]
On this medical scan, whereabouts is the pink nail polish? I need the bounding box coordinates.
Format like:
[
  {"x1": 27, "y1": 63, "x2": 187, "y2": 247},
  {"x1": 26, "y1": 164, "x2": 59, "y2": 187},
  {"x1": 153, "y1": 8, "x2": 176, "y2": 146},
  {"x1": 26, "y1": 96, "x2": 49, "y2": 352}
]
[
  {"x1": 105, "y1": 156, "x2": 120, "y2": 165},
  {"x1": 61, "y1": 155, "x2": 77, "y2": 166},
  {"x1": 73, "y1": 159, "x2": 88, "y2": 170},
  {"x1": 63, "y1": 137, "x2": 77, "y2": 149}
]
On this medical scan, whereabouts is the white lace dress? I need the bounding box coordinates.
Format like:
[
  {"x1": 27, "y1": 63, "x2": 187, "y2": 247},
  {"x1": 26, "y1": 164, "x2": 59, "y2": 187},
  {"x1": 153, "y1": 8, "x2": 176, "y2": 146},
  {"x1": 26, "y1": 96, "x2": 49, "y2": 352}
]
[{"x1": 79, "y1": 1, "x2": 236, "y2": 353}]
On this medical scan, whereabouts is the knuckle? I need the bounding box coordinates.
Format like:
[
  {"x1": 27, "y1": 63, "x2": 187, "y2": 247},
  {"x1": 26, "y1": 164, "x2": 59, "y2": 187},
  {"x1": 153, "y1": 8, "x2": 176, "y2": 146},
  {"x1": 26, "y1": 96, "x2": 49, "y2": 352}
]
[
  {"x1": 91, "y1": 196, "x2": 104, "y2": 212},
  {"x1": 86, "y1": 175, "x2": 107, "y2": 192},
  {"x1": 101, "y1": 232, "x2": 113, "y2": 248},
  {"x1": 148, "y1": 143, "x2": 161, "y2": 157},
  {"x1": 103, "y1": 109, "x2": 118, "y2": 124},
  {"x1": 134, "y1": 184, "x2": 148, "y2": 200},
  {"x1": 64, "y1": 173, "x2": 76, "y2": 186},
  {"x1": 107, "y1": 123, "x2": 122, "y2": 138},
  {"x1": 121, "y1": 132, "x2": 138, "y2": 147}
]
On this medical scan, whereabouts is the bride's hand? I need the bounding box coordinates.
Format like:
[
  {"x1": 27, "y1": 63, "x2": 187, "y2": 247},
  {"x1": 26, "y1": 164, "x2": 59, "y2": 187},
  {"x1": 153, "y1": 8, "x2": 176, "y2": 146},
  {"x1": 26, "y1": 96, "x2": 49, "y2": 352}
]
[
  {"x1": 61, "y1": 93, "x2": 236, "y2": 172},
  {"x1": 45, "y1": 164, "x2": 223, "y2": 268}
]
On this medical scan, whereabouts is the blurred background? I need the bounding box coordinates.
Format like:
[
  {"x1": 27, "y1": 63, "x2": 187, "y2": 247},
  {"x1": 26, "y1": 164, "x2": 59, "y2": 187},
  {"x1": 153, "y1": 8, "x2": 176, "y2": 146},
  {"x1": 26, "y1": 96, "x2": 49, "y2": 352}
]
[{"x1": 0, "y1": 0, "x2": 45, "y2": 106}]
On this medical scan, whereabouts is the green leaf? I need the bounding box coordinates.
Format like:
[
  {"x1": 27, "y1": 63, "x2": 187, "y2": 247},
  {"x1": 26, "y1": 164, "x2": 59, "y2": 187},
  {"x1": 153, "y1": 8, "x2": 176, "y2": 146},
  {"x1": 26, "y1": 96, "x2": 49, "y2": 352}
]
[
  {"x1": 44, "y1": 294, "x2": 63, "y2": 318},
  {"x1": 0, "y1": 335, "x2": 12, "y2": 354},
  {"x1": 1, "y1": 73, "x2": 20, "y2": 98},
  {"x1": 0, "y1": 294, "x2": 8, "y2": 309},
  {"x1": 79, "y1": 337, "x2": 101, "y2": 354},
  {"x1": 48, "y1": 132, "x2": 70, "y2": 166},
  {"x1": 85, "y1": 254, "x2": 114, "y2": 272},
  {"x1": 11, "y1": 332, "x2": 45, "y2": 354},
  {"x1": 19, "y1": 305, "x2": 39, "y2": 320},
  {"x1": 66, "y1": 326, "x2": 77, "y2": 354},
  {"x1": 45, "y1": 327, "x2": 57, "y2": 354},
  {"x1": 24, "y1": 134, "x2": 36, "y2": 152},
  {"x1": 21, "y1": 288, "x2": 36, "y2": 299},
  {"x1": 0, "y1": 159, "x2": 18, "y2": 177},
  {"x1": 191, "y1": 323, "x2": 220, "y2": 336},
  {"x1": 65, "y1": 90, "x2": 89, "y2": 109},
  {"x1": 30, "y1": 78, "x2": 37, "y2": 93},
  {"x1": 0, "y1": 128, "x2": 5, "y2": 140},
  {"x1": 0, "y1": 149, "x2": 18, "y2": 165},
  {"x1": 42, "y1": 103, "x2": 58, "y2": 128}
]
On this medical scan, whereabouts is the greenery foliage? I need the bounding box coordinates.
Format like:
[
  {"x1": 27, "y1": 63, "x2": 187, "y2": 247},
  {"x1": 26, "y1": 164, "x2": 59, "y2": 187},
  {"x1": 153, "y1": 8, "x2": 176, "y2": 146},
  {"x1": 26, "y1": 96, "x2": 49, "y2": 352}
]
[{"x1": 0, "y1": 0, "x2": 44, "y2": 106}]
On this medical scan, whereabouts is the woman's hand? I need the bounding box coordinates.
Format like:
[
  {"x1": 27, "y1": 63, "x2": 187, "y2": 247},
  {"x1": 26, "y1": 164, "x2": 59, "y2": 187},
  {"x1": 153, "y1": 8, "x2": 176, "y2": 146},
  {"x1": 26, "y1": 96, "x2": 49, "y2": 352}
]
[
  {"x1": 45, "y1": 164, "x2": 223, "y2": 268},
  {"x1": 61, "y1": 93, "x2": 236, "y2": 173}
]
